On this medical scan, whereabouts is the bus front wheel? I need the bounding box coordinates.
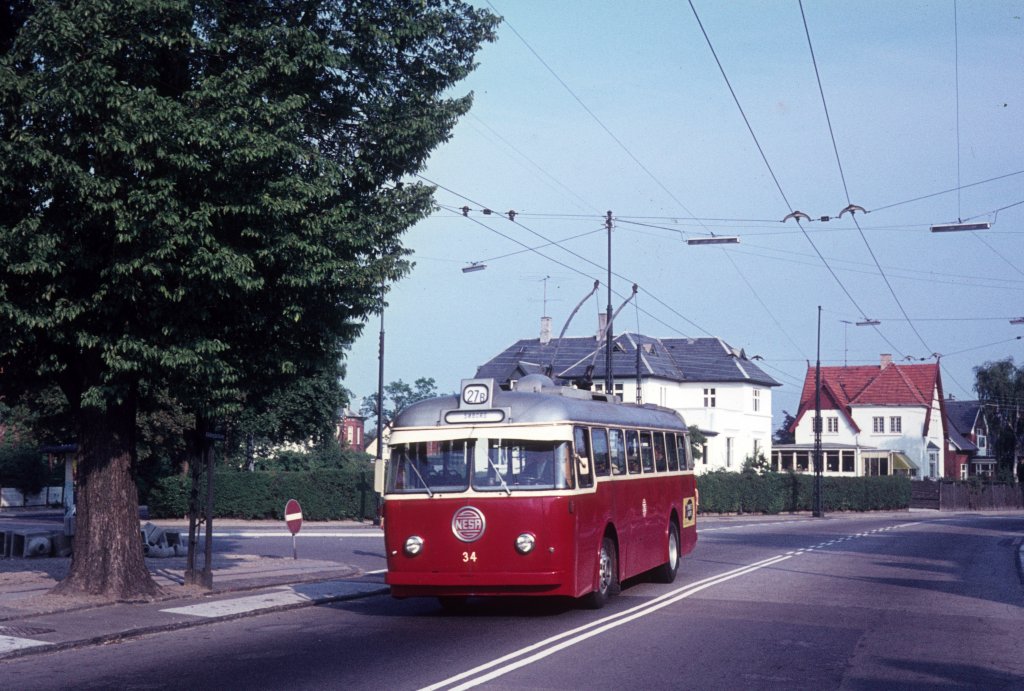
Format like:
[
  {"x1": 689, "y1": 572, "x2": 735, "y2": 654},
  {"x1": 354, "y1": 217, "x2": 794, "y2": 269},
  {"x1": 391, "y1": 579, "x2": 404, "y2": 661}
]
[{"x1": 583, "y1": 536, "x2": 619, "y2": 609}]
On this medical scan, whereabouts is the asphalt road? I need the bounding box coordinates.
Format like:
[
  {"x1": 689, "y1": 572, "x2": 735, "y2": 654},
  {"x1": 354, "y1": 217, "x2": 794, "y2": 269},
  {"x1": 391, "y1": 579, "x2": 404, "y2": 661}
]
[{"x1": 3, "y1": 512, "x2": 1022, "y2": 690}]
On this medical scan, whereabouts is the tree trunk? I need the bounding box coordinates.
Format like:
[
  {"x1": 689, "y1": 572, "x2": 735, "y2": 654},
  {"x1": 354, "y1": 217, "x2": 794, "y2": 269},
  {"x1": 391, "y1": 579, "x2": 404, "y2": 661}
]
[{"x1": 51, "y1": 402, "x2": 162, "y2": 600}]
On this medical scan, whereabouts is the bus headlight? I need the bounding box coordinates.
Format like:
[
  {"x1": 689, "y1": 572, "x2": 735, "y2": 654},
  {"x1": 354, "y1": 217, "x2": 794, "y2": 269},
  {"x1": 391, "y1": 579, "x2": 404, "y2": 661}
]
[
  {"x1": 404, "y1": 535, "x2": 424, "y2": 556},
  {"x1": 515, "y1": 533, "x2": 536, "y2": 554}
]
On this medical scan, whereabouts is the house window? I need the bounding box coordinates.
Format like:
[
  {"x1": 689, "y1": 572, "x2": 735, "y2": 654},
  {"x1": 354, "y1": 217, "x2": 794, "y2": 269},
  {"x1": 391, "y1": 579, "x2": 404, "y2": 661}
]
[
  {"x1": 872, "y1": 416, "x2": 884, "y2": 433},
  {"x1": 826, "y1": 451, "x2": 839, "y2": 472},
  {"x1": 977, "y1": 434, "x2": 987, "y2": 453},
  {"x1": 795, "y1": 451, "x2": 809, "y2": 472},
  {"x1": 960, "y1": 463, "x2": 968, "y2": 480},
  {"x1": 753, "y1": 389, "x2": 760, "y2": 412},
  {"x1": 704, "y1": 388, "x2": 716, "y2": 408},
  {"x1": 826, "y1": 417, "x2": 839, "y2": 433},
  {"x1": 726, "y1": 437, "x2": 734, "y2": 467},
  {"x1": 865, "y1": 457, "x2": 890, "y2": 476},
  {"x1": 841, "y1": 450, "x2": 855, "y2": 473},
  {"x1": 889, "y1": 416, "x2": 902, "y2": 433}
]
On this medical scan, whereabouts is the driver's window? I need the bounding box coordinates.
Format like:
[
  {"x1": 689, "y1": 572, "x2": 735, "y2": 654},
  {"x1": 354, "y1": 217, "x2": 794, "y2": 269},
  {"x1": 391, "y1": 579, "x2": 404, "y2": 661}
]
[{"x1": 574, "y1": 426, "x2": 593, "y2": 488}]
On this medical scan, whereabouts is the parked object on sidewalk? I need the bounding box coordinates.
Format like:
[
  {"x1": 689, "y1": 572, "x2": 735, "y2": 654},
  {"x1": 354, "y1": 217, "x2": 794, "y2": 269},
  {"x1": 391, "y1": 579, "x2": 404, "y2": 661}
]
[
  {"x1": 11, "y1": 530, "x2": 54, "y2": 558},
  {"x1": 140, "y1": 522, "x2": 179, "y2": 559}
]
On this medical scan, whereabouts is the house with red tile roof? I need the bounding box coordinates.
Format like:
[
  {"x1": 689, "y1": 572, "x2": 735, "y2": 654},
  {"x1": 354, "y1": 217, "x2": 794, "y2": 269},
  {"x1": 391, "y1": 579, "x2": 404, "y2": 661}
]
[{"x1": 776, "y1": 354, "x2": 947, "y2": 478}]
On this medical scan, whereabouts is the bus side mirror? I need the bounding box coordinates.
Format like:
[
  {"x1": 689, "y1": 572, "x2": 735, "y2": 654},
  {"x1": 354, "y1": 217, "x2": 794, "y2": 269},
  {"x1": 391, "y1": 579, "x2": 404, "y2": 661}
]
[{"x1": 373, "y1": 459, "x2": 386, "y2": 494}]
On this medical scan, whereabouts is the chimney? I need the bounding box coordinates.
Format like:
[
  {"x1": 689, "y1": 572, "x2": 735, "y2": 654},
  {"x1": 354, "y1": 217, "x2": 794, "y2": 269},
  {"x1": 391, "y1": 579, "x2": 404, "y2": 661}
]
[
  {"x1": 539, "y1": 316, "x2": 552, "y2": 345},
  {"x1": 597, "y1": 313, "x2": 608, "y2": 342},
  {"x1": 880, "y1": 353, "x2": 892, "y2": 370}
]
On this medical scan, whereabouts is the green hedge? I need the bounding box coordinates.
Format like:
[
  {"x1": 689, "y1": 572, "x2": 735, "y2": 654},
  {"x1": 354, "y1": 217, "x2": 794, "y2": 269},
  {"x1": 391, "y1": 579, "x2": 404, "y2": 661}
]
[
  {"x1": 148, "y1": 469, "x2": 376, "y2": 520},
  {"x1": 697, "y1": 472, "x2": 910, "y2": 514},
  {"x1": 150, "y1": 468, "x2": 909, "y2": 519}
]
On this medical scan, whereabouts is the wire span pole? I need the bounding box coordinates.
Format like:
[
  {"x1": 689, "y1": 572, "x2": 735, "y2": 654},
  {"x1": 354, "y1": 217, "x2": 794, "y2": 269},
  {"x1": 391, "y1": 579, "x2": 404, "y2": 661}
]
[
  {"x1": 605, "y1": 211, "x2": 614, "y2": 395},
  {"x1": 813, "y1": 305, "x2": 824, "y2": 518}
]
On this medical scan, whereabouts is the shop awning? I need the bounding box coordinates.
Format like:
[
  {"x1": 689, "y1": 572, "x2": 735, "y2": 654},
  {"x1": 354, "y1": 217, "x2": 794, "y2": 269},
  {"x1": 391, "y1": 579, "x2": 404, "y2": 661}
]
[{"x1": 892, "y1": 452, "x2": 918, "y2": 471}]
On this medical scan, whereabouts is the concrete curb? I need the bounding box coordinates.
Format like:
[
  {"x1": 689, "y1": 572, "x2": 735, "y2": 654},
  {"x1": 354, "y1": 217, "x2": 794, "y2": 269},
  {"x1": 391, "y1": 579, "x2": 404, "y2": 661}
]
[{"x1": 0, "y1": 580, "x2": 389, "y2": 662}]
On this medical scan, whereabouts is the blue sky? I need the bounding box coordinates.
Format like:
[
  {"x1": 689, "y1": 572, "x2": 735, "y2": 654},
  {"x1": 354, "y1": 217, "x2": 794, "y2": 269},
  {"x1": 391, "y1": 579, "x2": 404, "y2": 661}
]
[{"x1": 343, "y1": 1, "x2": 1024, "y2": 427}]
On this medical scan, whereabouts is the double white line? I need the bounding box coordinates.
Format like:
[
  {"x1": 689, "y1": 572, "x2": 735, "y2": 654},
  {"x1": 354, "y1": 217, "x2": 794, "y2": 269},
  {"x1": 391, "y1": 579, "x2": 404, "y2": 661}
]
[{"x1": 421, "y1": 553, "x2": 792, "y2": 691}]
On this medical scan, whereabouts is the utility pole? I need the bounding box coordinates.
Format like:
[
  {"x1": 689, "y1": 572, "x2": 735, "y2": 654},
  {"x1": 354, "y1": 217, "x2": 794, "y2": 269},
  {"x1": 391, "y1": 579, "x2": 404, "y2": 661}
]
[
  {"x1": 605, "y1": 211, "x2": 614, "y2": 395},
  {"x1": 374, "y1": 271, "x2": 385, "y2": 525},
  {"x1": 813, "y1": 305, "x2": 824, "y2": 518}
]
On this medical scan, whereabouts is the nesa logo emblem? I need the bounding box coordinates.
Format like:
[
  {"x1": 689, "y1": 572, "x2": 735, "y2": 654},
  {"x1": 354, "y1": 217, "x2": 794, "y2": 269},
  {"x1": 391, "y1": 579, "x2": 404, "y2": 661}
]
[{"x1": 452, "y1": 506, "x2": 486, "y2": 542}]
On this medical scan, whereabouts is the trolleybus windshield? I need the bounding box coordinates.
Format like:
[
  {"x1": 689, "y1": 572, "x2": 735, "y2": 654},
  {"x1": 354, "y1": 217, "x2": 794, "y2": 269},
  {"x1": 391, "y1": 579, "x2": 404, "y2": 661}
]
[
  {"x1": 476, "y1": 440, "x2": 573, "y2": 491},
  {"x1": 386, "y1": 438, "x2": 574, "y2": 494},
  {"x1": 387, "y1": 440, "x2": 473, "y2": 494}
]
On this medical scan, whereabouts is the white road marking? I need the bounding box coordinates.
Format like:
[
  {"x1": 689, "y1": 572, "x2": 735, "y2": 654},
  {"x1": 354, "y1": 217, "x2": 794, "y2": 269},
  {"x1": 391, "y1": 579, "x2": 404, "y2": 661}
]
[
  {"x1": 0, "y1": 635, "x2": 49, "y2": 654},
  {"x1": 161, "y1": 581, "x2": 385, "y2": 618},
  {"x1": 421, "y1": 554, "x2": 791, "y2": 691},
  {"x1": 424, "y1": 520, "x2": 924, "y2": 690}
]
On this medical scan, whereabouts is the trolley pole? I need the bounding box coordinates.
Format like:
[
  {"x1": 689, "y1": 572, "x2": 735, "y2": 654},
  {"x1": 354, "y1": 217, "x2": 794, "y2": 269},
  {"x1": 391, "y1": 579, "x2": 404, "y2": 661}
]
[{"x1": 605, "y1": 210, "x2": 614, "y2": 395}]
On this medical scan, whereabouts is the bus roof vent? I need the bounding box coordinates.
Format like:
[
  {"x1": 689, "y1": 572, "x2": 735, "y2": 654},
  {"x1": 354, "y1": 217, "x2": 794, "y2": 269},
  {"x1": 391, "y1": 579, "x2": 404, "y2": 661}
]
[{"x1": 517, "y1": 373, "x2": 555, "y2": 393}]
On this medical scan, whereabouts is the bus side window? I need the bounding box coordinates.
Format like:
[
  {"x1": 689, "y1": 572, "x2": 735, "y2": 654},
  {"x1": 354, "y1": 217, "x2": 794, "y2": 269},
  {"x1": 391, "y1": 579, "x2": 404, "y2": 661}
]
[
  {"x1": 666, "y1": 433, "x2": 680, "y2": 471},
  {"x1": 625, "y1": 430, "x2": 641, "y2": 474},
  {"x1": 591, "y1": 428, "x2": 610, "y2": 477},
  {"x1": 676, "y1": 434, "x2": 690, "y2": 471},
  {"x1": 640, "y1": 431, "x2": 654, "y2": 473},
  {"x1": 574, "y1": 426, "x2": 593, "y2": 488},
  {"x1": 608, "y1": 429, "x2": 627, "y2": 475},
  {"x1": 653, "y1": 432, "x2": 667, "y2": 472}
]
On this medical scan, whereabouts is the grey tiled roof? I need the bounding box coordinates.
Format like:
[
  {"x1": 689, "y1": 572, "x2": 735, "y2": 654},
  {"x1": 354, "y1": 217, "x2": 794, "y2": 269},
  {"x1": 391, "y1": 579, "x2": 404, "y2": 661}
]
[
  {"x1": 945, "y1": 400, "x2": 982, "y2": 435},
  {"x1": 944, "y1": 400, "x2": 982, "y2": 453},
  {"x1": 474, "y1": 334, "x2": 780, "y2": 388}
]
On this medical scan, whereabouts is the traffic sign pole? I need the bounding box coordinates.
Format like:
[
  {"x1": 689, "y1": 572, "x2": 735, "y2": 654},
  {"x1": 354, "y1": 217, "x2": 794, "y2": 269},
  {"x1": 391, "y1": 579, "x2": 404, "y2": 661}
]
[{"x1": 285, "y1": 498, "x2": 303, "y2": 560}]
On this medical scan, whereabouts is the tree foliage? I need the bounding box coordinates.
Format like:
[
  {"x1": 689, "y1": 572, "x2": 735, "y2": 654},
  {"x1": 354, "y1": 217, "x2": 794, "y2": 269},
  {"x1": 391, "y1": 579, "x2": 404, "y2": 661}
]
[
  {"x1": 773, "y1": 410, "x2": 796, "y2": 444},
  {"x1": 0, "y1": 0, "x2": 498, "y2": 598},
  {"x1": 0, "y1": 439, "x2": 53, "y2": 499},
  {"x1": 360, "y1": 377, "x2": 439, "y2": 433},
  {"x1": 687, "y1": 424, "x2": 707, "y2": 462},
  {"x1": 973, "y1": 358, "x2": 1024, "y2": 482}
]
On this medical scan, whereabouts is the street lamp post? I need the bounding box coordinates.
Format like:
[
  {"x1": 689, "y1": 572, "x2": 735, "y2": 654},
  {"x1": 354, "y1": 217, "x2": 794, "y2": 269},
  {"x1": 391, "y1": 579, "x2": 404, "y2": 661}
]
[{"x1": 374, "y1": 273, "x2": 385, "y2": 526}]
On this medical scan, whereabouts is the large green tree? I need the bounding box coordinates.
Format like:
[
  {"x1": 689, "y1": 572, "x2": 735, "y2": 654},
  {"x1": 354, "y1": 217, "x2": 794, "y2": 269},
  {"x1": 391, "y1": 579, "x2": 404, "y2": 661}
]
[
  {"x1": 360, "y1": 376, "x2": 438, "y2": 436},
  {"x1": 973, "y1": 358, "x2": 1024, "y2": 483},
  {"x1": 0, "y1": 0, "x2": 498, "y2": 599}
]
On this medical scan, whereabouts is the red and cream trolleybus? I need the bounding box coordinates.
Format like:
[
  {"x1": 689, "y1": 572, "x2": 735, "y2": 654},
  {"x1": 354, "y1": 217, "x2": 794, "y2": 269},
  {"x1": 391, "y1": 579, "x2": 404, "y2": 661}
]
[{"x1": 375, "y1": 374, "x2": 698, "y2": 608}]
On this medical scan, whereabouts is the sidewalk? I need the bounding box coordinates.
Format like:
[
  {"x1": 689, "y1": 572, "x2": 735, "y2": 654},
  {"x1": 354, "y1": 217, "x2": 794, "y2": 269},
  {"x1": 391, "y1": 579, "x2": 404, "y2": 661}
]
[{"x1": 0, "y1": 515, "x2": 388, "y2": 661}]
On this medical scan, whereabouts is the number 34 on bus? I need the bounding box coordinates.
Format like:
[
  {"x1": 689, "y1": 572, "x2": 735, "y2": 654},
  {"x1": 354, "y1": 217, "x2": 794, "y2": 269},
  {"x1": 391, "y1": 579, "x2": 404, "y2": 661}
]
[{"x1": 373, "y1": 375, "x2": 699, "y2": 609}]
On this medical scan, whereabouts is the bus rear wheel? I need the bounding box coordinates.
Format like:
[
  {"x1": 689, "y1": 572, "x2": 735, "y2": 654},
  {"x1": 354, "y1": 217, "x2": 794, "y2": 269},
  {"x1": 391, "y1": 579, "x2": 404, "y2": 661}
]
[
  {"x1": 583, "y1": 536, "x2": 619, "y2": 609},
  {"x1": 653, "y1": 521, "x2": 680, "y2": 584}
]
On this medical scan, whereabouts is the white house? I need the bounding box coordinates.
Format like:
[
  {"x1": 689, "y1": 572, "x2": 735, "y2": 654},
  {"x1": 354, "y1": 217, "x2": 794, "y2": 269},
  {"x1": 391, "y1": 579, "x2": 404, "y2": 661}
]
[
  {"x1": 474, "y1": 330, "x2": 780, "y2": 474},
  {"x1": 776, "y1": 354, "x2": 946, "y2": 478}
]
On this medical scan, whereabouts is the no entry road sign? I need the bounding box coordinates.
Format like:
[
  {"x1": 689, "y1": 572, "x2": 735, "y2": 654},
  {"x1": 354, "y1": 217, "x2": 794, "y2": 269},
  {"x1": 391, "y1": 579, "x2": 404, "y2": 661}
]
[
  {"x1": 285, "y1": 499, "x2": 302, "y2": 560},
  {"x1": 285, "y1": 498, "x2": 303, "y2": 535}
]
